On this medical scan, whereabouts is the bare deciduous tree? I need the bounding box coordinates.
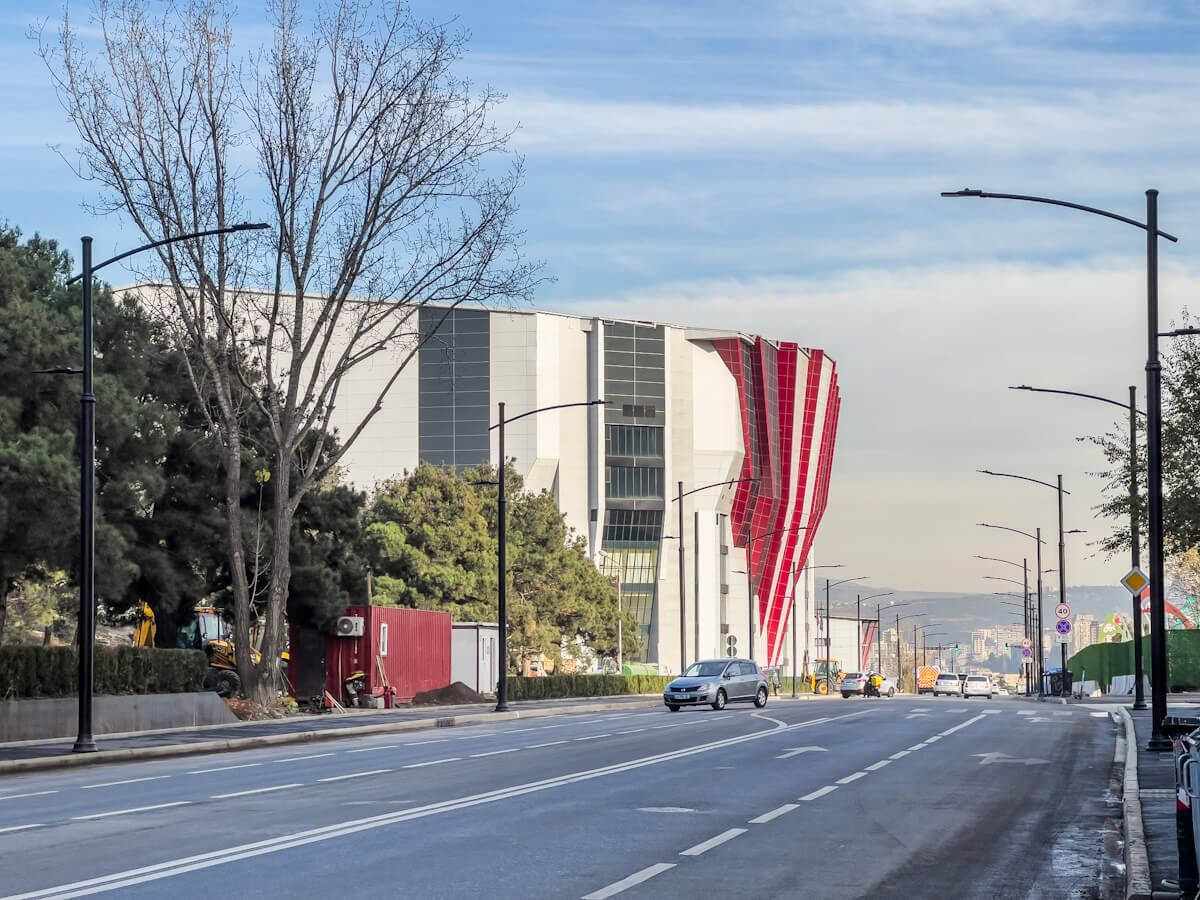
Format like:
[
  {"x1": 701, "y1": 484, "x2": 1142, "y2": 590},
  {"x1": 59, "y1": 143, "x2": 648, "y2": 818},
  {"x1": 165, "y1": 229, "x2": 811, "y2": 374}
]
[{"x1": 40, "y1": 0, "x2": 539, "y2": 701}]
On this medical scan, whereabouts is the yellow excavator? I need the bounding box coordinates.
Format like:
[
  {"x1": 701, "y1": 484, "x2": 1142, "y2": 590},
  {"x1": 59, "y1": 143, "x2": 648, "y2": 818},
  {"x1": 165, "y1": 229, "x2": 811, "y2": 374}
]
[
  {"x1": 808, "y1": 657, "x2": 844, "y2": 695},
  {"x1": 133, "y1": 602, "x2": 277, "y2": 698}
]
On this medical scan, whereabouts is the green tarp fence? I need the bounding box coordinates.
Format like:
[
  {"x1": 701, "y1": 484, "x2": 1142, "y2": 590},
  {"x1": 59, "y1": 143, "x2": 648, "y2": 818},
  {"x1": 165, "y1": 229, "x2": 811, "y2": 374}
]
[{"x1": 1068, "y1": 630, "x2": 1200, "y2": 691}]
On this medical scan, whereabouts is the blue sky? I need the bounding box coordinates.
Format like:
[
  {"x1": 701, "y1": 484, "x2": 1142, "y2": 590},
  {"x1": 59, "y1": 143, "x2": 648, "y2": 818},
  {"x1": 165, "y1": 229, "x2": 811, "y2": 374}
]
[{"x1": 6, "y1": 0, "x2": 1200, "y2": 593}]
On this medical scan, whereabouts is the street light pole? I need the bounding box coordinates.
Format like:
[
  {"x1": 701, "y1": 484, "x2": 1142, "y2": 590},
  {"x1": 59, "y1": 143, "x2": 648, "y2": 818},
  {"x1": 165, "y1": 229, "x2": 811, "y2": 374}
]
[
  {"x1": 491, "y1": 398, "x2": 606, "y2": 710},
  {"x1": 944, "y1": 187, "x2": 1175, "y2": 748},
  {"x1": 64, "y1": 222, "x2": 269, "y2": 753}
]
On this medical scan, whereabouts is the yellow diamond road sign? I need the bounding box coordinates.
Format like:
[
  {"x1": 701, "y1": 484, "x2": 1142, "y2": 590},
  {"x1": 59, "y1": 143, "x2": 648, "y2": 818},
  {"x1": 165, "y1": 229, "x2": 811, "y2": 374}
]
[{"x1": 1121, "y1": 567, "x2": 1149, "y2": 595}]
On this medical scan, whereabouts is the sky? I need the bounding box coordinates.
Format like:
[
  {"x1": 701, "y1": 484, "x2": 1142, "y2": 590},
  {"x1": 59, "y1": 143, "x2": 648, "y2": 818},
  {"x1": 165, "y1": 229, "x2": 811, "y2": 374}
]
[{"x1": 5, "y1": 0, "x2": 1200, "y2": 596}]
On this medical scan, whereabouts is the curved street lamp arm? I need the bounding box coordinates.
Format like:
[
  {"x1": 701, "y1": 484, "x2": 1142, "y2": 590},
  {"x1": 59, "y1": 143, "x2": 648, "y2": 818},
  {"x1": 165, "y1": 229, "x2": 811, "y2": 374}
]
[
  {"x1": 860, "y1": 592, "x2": 894, "y2": 603},
  {"x1": 978, "y1": 469, "x2": 1070, "y2": 495},
  {"x1": 671, "y1": 477, "x2": 758, "y2": 502},
  {"x1": 978, "y1": 522, "x2": 1045, "y2": 544},
  {"x1": 974, "y1": 555, "x2": 1023, "y2": 569},
  {"x1": 67, "y1": 222, "x2": 270, "y2": 284},
  {"x1": 1009, "y1": 385, "x2": 1145, "y2": 417},
  {"x1": 828, "y1": 575, "x2": 869, "y2": 589},
  {"x1": 940, "y1": 190, "x2": 1178, "y2": 242},
  {"x1": 492, "y1": 398, "x2": 607, "y2": 430}
]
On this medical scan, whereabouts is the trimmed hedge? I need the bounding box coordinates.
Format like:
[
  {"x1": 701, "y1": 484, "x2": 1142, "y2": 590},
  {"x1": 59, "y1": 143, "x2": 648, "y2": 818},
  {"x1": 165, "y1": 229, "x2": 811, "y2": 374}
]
[
  {"x1": 505, "y1": 674, "x2": 816, "y2": 701},
  {"x1": 1068, "y1": 630, "x2": 1200, "y2": 692},
  {"x1": 0, "y1": 645, "x2": 207, "y2": 699},
  {"x1": 506, "y1": 674, "x2": 674, "y2": 700}
]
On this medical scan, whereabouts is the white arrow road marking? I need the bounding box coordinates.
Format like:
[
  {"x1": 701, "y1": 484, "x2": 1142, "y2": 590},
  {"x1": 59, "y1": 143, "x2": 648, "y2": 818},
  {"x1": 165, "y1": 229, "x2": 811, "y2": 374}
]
[
  {"x1": 776, "y1": 746, "x2": 827, "y2": 759},
  {"x1": 637, "y1": 807, "x2": 694, "y2": 814},
  {"x1": 974, "y1": 752, "x2": 1048, "y2": 766}
]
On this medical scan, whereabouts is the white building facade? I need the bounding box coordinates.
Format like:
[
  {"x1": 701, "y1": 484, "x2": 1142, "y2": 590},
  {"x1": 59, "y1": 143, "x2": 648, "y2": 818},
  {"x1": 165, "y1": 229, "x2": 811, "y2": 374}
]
[{"x1": 331, "y1": 307, "x2": 841, "y2": 674}]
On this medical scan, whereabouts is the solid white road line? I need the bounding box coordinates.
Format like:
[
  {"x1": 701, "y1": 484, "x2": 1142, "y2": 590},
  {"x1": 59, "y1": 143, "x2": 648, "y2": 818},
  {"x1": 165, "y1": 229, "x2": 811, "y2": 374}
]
[
  {"x1": 0, "y1": 824, "x2": 44, "y2": 834},
  {"x1": 470, "y1": 749, "x2": 519, "y2": 758},
  {"x1": 865, "y1": 760, "x2": 891, "y2": 771},
  {"x1": 581, "y1": 863, "x2": 677, "y2": 899},
  {"x1": 212, "y1": 784, "x2": 303, "y2": 799},
  {"x1": 7, "y1": 709, "x2": 868, "y2": 899},
  {"x1": 800, "y1": 786, "x2": 838, "y2": 801},
  {"x1": 680, "y1": 828, "x2": 747, "y2": 856},
  {"x1": 82, "y1": 776, "x2": 171, "y2": 789},
  {"x1": 187, "y1": 763, "x2": 261, "y2": 774},
  {"x1": 275, "y1": 753, "x2": 334, "y2": 763},
  {"x1": 749, "y1": 803, "x2": 798, "y2": 824},
  {"x1": 317, "y1": 771, "x2": 391, "y2": 783},
  {"x1": 525, "y1": 740, "x2": 568, "y2": 749},
  {"x1": 0, "y1": 791, "x2": 57, "y2": 801},
  {"x1": 401, "y1": 758, "x2": 462, "y2": 768},
  {"x1": 837, "y1": 772, "x2": 868, "y2": 785},
  {"x1": 72, "y1": 801, "x2": 190, "y2": 821}
]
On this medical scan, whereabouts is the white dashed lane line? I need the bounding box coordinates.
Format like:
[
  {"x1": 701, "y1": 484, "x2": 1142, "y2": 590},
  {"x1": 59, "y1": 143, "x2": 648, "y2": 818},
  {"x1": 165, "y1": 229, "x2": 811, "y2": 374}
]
[
  {"x1": 401, "y1": 758, "x2": 461, "y2": 769},
  {"x1": 680, "y1": 828, "x2": 747, "y2": 856},
  {"x1": 187, "y1": 763, "x2": 262, "y2": 773},
  {"x1": 212, "y1": 783, "x2": 303, "y2": 798},
  {"x1": 574, "y1": 734, "x2": 611, "y2": 741},
  {"x1": 471, "y1": 748, "x2": 520, "y2": 758},
  {"x1": 865, "y1": 760, "x2": 891, "y2": 771},
  {"x1": 800, "y1": 785, "x2": 838, "y2": 801},
  {"x1": 582, "y1": 863, "x2": 677, "y2": 900},
  {"x1": 749, "y1": 803, "x2": 798, "y2": 824},
  {"x1": 836, "y1": 771, "x2": 868, "y2": 785},
  {"x1": 614, "y1": 728, "x2": 646, "y2": 735},
  {"x1": 0, "y1": 823, "x2": 44, "y2": 834},
  {"x1": 525, "y1": 740, "x2": 569, "y2": 749},
  {"x1": 317, "y1": 770, "x2": 390, "y2": 783},
  {"x1": 0, "y1": 791, "x2": 58, "y2": 801},
  {"x1": 82, "y1": 775, "x2": 171, "y2": 789},
  {"x1": 346, "y1": 745, "x2": 400, "y2": 754},
  {"x1": 406, "y1": 739, "x2": 450, "y2": 746},
  {"x1": 72, "y1": 801, "x2": 190, "y2": 821},
  {"x1": 275, "y1": 753, "x2": 334, "y2": 763},
  {"x1": 889, "y1": 750, "x2": 910, "y2": 760}
]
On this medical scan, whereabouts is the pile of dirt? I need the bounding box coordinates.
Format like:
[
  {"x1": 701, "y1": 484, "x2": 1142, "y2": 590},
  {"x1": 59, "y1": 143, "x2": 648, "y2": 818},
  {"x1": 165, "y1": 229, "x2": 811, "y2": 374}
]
[
  {"x1": 223, "y1": 696, "x2": 300, "y2": 720},
  {"x1": 410, "y1": 681, "x2": 488, "y2": 706}
]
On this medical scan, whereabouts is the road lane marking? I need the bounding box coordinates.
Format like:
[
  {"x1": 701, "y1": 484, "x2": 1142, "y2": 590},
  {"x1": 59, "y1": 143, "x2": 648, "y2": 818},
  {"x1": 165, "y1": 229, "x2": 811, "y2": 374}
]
[
  {"x1": 582, "y1": 863, "x2": 677, "y2": 899},
  {"x1": 909, "y1": 708, "x2": 931, "y2": 712},
  {"x1": 526, "y1": 740, "x2": 569, "y2": 749},
  {"x1": 614, "y1": 728, "x2": 646, "y2": 735},
  {"x1": 0, "y1": 824, "x2": 44, "y2": 834},
  {"x1": 889, "y1": 750, "x2": 910, "y2": 760},
  {"x1": 406, "y1": 739, "x2": 449, "y2": 746},
  {"x1": 212, "y1": 783, "x2": 303, "y2": 798},
  {"x1": 187, "y1": 764, "x2": 261, "y2": 774},
  {"x1": 939, "y1": 714, "x2": 987, "y2": 736},
  {"x1": 471, "y1": 748, "x2": 520, "y2": 758},
  {"x1": 865, "y1": 760, "x2": 891, "y2": 771},
  {"x1": 776, "y1": 746, "x2": 826, "y2": 759},
  {"x1": 925, "y1": 736, "x2": 942, "y2": 742},
  {"x1": 73, "y1": 801, "x2": 191, "y2": 820},
  {"x1": 638, "y1": 807, "x2": 694, "y2": 813},
  {"x1": 275, "y1": 753, "x2": 334, "y2": 762},
  {"x1": 346, "y1": 745, "x2": 400, "y2": 754},
  {"x1": 401, "y1": 758, "x2": 462, "y2": 768},
  {"x1": 82, "y1": 775, "x2": 171, "y2": 789},
  {"x1": 800, "y1": 786, "x2": 838, "y2": 801},
  {"x1": 0, "y1": 791, "x2": 58, "y2": 801},
  {"x1": 680, "y1": 828, "x2": 747, "y2": 856},
  {"x1": 317, "y1": 771, "x2": 391, "y2": 783},
  {"x1": 907, "y1": 743, "x2": 927, "y2": 751},
  {"x1": 574, "y1": 734, "x2": 611, "y2": 741},
  {"x1": 749, "y1": 803, "x2": 798, "y2": 824},
  {"x1": 752, "y1": 712, "x2": 788, "y2": 727},
  {"x1": 503, "y1": 728, "x2": 537, "y2": 734},
  {"x1": 15, "y1": 709, "x2": 870, "y2": 897},
  {"x1": 837, "y1": 771, "x2": 868, "y2": 784}
]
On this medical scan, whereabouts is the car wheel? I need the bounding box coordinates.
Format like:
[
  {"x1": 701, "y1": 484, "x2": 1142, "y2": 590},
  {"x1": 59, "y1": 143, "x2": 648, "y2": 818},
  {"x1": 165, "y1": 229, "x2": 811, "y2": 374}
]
[
  {"x1": 213, "y1": 668, "x2": 241, "y2": 699},
  {"x1": 986, "y1": 694, "x2": 992, "y2": 700},
  {"x1": 842, "y1": 693, "x2": 851, "y2": 699},
  {"x1": 668, "y1": 704, "x2": 680, "y2": 712},
  {"x1": 816, "y1": 681, "x2": 829, "y2": 695},
  {"x1": 711, "y1": 689, "x2": 727, "y2": 711},
  {"x1": 887, "y1": 688, "x2": 895, "y2": 698},
  {"x1": 754, "y1": 686, "x2": 768, "y2": 708}
]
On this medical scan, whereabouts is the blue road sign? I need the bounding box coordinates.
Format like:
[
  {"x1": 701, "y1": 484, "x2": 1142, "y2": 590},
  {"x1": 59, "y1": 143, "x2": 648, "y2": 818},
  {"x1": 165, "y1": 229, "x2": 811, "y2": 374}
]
[
  {"x1": 1021, "y1": 647, "x2": 1032, "y2": 658},
  {"x1": 1055, "y1": 619, "x2": 1072, "y2": 636}
]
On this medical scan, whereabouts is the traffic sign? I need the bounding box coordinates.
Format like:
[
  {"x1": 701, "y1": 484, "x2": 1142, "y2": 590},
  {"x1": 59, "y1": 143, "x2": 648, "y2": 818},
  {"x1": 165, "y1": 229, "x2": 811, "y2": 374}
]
[
  {"x1": 1056, "y1": 634, "x2": 1070, "y2": 643},
  {"x1": 1122, "y1": 567, "x2": 1149, "y2": 595},
  {"x1": 1021, "y1": 647, "x2": 1032, "y2": 658},
  {"x1": 1021, "y1": 637, "x2": 1032, "y2": 649},
  {"x1": 1055, "y1": 603, "x2": 1071, "y2": 620},
  {"x1": 1055, "y1": 619, "x2": 1072, "y2": 636}
]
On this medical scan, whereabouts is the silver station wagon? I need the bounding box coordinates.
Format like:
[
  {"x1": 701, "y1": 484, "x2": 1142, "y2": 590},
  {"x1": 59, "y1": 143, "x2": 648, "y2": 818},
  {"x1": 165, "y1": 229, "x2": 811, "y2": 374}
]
[{"x1": 663, "y1": 658, "x2": 769, "y2": 711}]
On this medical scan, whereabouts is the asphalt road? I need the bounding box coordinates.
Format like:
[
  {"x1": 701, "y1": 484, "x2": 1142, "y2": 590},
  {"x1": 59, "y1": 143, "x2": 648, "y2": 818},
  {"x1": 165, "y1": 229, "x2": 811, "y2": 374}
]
[{"x1": 0, "y1": 696, "x2": 1123, "y2": 899}]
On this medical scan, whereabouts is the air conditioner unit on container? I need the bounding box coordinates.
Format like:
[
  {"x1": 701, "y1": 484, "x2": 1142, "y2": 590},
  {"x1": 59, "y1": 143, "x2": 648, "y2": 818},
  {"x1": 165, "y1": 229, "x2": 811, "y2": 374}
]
[{"x1": 336, "y1": 616, "x2": 365, "y2": 637}]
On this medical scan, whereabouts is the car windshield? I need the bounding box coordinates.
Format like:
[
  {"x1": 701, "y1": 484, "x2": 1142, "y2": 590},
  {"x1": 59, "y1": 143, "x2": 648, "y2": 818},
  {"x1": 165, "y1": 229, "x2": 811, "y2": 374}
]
[
  {"x1": 683, "y1": 662, "x2": 727, "y2": 677},
  {"x1": 844, "y1": 673, "x2": 862, "y2": 680},
  {"x1": 937, "y1": 675, "x2": 956, "y2": 681},
  {"x1": 967, "y1": 676, "x2": 988, "y2": 683}
]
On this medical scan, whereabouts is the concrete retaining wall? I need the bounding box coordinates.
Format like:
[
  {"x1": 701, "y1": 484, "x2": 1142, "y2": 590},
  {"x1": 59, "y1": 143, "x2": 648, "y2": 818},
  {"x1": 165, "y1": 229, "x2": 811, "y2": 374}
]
[{"x1": 0, "y1": 692, "x2": 237, "y2": 742}]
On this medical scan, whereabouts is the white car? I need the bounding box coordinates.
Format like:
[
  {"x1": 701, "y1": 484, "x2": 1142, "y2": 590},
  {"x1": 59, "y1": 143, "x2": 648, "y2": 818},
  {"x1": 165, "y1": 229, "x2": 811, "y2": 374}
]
[
  {"x1": 933, "y1": 673, "x2": 962, "y2": 696},
  {"x1": 963, "y1": 675, "x2": 992, "y2": 699}
]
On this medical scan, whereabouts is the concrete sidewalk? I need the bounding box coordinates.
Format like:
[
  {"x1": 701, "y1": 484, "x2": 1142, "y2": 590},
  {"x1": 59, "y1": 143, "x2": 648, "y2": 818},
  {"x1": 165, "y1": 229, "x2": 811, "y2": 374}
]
[{"x1": 0, "y1": 691, "x2": 836, "y2": 775}]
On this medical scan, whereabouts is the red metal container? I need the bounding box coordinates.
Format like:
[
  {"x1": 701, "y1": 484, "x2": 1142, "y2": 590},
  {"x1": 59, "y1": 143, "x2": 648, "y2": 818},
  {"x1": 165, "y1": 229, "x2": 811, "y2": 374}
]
[{"x1": 323, "y1": 606, "x2": 451, "y2": 704}]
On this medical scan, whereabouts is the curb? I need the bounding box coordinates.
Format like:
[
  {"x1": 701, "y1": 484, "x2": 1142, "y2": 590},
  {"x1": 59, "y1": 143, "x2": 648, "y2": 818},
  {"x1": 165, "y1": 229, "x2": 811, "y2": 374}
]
[
  {"x1": 1120, "y1": 707, "x2": 1153, "y2": 900},
  {"x1": 0, "y1": 699, "x2": 661, "y2": 776}
]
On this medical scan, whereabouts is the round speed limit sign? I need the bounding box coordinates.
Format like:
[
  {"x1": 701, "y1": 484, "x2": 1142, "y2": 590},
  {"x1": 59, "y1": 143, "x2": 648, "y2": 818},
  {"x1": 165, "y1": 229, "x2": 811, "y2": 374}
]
[{"x1": 1055, "y1": 603, "x2": 1071, "y2": 619}]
